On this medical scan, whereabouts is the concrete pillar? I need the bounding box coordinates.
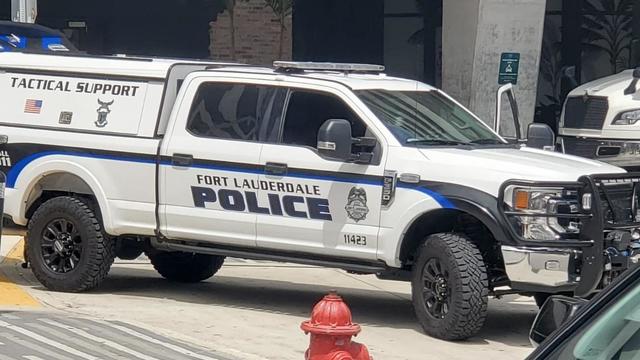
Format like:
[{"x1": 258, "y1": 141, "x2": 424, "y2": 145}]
[
  {"x1": 11, "y1": 0, "x2": 37, "y2": 23},
  {"x1": 442, "y1": 0, "x2": 546, "y2": 134}
]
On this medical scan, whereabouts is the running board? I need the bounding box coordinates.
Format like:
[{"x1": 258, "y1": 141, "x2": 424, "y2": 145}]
[{"x1": 152, "y1": 239, "x2": 388, "y2": 274}]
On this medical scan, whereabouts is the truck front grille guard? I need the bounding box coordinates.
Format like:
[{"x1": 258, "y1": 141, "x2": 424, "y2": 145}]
[
  {"x1": 589, "y1": 175, "x2": 640, "y2": 230},
  {"x1": 499, "y1": 173, "x2": 640, "y2": 296}
]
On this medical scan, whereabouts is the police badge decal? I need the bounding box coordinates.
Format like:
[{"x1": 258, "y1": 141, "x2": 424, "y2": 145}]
[{"x1": 345, "y1": 187, "x2": 369, "y2": 222}]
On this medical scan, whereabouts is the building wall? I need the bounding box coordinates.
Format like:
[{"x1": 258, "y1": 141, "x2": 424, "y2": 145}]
[
  {"x1": 31, "y1": 0, "x2": 216, "y2": 58},
  {"x1": 210, "y1": 0, "x2": 292, "y2": 64},
  {"x1": 0, "y1": 2, "x2": 9, "y2": 20},
  {"x1": 292, "y1": 0, "x2": 384, "y2": 64},
  {"x1": 442, "y1": 0, "x2": 480, "y2": 107}
]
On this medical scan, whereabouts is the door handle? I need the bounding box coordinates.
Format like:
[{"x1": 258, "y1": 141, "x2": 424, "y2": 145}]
[
  {"x1": 172, "y1": 153, "x2": 193, "y2": 167},
  {"x1": 265, "y1": 162, "x2": 288, "y2": 176}
]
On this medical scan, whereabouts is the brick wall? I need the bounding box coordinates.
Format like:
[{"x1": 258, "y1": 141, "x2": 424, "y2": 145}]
[{"x1": 209, "y1": 0, "x2": 292, "y2": 65}]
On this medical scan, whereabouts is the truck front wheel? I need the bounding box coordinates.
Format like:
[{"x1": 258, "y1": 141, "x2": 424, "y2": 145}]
[
  {"x1": 27, "y1": 196, "x2": 115, "y2": 292},
  {"x1": 411, "y1": 233, "x2": 489, "y2": 340},
  {"x1": 148, "y1": 252, "x2": 225, "y2": 283}
]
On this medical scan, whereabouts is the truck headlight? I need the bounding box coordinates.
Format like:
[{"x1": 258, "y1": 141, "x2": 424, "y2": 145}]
[
  {"x1": 504, "y1": 187, "x2": 581, "y2": 241},
  {"x1": 612, "y1": 109, "x2": 640, "y2": 125}
]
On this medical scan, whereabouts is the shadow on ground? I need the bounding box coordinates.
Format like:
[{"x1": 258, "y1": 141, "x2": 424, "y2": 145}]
[{"x1": 8, "y1": 262, "x2": 537, "y2": 348}]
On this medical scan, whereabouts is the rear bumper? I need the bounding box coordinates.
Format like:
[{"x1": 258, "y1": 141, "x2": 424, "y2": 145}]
[{"x1": 501, "y1": 246, "x2": 581, "y2": 292}]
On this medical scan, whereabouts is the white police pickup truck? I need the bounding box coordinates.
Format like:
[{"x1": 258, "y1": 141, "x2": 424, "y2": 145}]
[{"x1": 1, "y1": 52, "x2": 638, "y2": 341}]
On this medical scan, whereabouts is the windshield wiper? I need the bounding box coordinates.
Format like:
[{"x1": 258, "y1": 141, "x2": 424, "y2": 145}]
[
  {"x1": 468, "y1": 138, "x2": 506, "y2": 145},
  {"x1": 406, "y1": 138, "x2": 472, "y2": 146}
]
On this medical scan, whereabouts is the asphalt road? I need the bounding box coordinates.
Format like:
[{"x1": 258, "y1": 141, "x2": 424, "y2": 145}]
[
  {"x1": 0, "y1": 237, "x2": 538, "y2": 360},
  {"x1": 0, "y1": 311, "x2": 234, "y2": 360}
]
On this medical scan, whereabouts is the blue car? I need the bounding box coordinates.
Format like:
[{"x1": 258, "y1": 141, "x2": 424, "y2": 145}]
[{"x1": 0, "y1": 21, "x2": 77, "y2": 53}]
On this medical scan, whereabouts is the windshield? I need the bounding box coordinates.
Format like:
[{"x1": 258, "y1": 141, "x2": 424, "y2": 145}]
[{"x1": 356, "y1": 89, "x2": 505, "y2": 146}]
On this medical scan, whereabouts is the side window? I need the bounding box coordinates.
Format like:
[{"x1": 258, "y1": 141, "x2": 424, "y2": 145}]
[
  {"x1": 187, "y1": 83, "x2": 286, "y2": 142},
  {"x1": 281, "y1": 90, "x2": 367, "y2": 148}
]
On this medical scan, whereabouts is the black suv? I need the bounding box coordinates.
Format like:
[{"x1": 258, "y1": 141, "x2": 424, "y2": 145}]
[{"x1": 0, "y1": 21, "x2": 77, "y2": 53}]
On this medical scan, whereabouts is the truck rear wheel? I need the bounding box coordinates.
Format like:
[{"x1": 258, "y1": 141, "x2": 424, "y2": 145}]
[
  {"x1": 411, "y1": 233, "x2": 489, "y2": 340},
  {"x1": 148, "y1": 252, "x2": 225, "y2": 283},
  {"x1": 27, "y1": 196, "x2": 115, "y2": 292}
]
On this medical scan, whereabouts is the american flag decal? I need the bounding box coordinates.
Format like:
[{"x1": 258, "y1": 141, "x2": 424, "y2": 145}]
[{"x1": 24, "y1": 99, "x2": 43, "y2": 114}]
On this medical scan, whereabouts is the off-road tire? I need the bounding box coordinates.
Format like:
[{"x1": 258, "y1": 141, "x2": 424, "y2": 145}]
[
  {"x1": 148, "y1": 252, "x2": 225, "y2": 283},
  {"x1": 27, "y1": 196, "x2": 115, "y2": 292},
  {"x1": 411, "y1": 233, "x2": 489, "y2": 340}
]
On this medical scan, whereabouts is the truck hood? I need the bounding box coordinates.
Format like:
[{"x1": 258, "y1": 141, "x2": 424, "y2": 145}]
[
  {"x1": 568, "y1": 69, "x2": 635, "y2": 96},
  {"x1": 416, "y1": 146, "x2": 625, "y2": 197}
]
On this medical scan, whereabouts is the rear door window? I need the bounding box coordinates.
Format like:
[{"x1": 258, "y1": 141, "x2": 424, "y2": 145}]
[{"x1": 187, "y1": 83, "x2": 287, "y2": 143}]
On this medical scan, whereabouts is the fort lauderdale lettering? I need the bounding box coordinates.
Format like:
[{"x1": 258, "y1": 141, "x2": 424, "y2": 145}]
[
  {"x1": 193, "y1": 175, "x2": 330, "y2": 220},
  {"x1": 196, "y1": 174, "x2": 321, "y2": 196}
]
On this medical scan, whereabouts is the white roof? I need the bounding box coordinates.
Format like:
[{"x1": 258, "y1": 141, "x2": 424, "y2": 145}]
[
  {"x1": 0, "y1": 53, "x2": 436, "y2": 91},
  {"x1": 211, "y1": 66, "x2": 437, "y2": 91},
  {"x1": 0, "y1": 52, "x2": 234, "y2": 79}
]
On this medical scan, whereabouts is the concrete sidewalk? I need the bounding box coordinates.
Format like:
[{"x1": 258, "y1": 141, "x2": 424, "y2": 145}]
[
  {"x1": 0, "y1": 236, "x2": 537, "y2": 360},
  {"x1": 0, "y1": 236, "x2": 40, "y2": 308},
  {"x1": 0, "y1": 236, "x2": 23, "y2": 264}
]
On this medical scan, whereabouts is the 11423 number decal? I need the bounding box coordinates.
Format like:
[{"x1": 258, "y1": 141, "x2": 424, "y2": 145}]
[{"x1": 344, "y1": 234, "x2": 367, "y2": 246}]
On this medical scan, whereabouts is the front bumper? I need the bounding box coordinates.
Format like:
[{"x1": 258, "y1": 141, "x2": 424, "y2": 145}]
[
  {"x1": 501, "y1": 246, "x2": 581, "y2": 292},
  {"x1": 499, "y1": 173, "x2": 640, "y2": 296},
  {"x1": 559, "y1": 136, "x2": 640, "y2": 168}
]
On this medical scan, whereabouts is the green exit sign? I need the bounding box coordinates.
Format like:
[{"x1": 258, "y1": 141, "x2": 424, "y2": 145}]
[{"x1": 498, "y1": 52, "x2": 520, "y2": 85}]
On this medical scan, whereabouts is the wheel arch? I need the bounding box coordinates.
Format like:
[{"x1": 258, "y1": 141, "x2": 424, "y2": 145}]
[
  {"x1": 398, "y1": 201, "x2": 509, "y2": 282},
  {"x1": 14, "y1": 162, "x2": 112, "y2": 233}
]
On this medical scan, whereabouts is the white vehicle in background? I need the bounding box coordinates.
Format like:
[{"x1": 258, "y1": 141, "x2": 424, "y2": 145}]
[
  {"x1": 1, "y1": 52, "x2": 640, "y2": 341},
  {"x1": 558, "y1": 67, "x2": 640, "y2": 169}
]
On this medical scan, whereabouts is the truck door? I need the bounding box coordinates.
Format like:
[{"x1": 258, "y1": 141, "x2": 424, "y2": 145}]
[
  {"x1": 256, "y1": 87, "x2": 384, "y2": 260},
  {"x1": 160, "y1": 79, "x2": 287, "y2": 247}
]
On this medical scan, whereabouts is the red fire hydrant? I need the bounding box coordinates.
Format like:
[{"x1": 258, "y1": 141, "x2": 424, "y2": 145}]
[{"x1": 301, "y1": 291, "x2": 372, "y2": 360}]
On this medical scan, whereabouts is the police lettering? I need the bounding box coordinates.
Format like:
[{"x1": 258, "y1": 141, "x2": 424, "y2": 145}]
[
  {"x1": 191, "y1": 186, "x2": 332, "y2": 221},
  {"x1": 10, "y1": 77, "x2": 140, "y2": 97}
]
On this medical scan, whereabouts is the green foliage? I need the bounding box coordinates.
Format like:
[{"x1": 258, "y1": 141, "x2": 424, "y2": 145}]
[
  {"x1": 263, "y1": 0, "x2": 293, "y2": 21},
  {"x1": 582, "y1": 0, "x2": 634, "y2": 74}
]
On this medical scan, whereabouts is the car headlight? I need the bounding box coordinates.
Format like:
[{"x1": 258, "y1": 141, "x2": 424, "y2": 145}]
[
  {"x1": 612, "y1": 109, "x2": 640, "y2": 125},
  {"x1": 504, "y1": 186, "x2": 581, "y2": 241}
]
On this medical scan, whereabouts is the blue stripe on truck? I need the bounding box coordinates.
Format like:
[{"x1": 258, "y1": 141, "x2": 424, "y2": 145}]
[{"x1": 6, "y1": 150, "x2": 455, "y2": 209}]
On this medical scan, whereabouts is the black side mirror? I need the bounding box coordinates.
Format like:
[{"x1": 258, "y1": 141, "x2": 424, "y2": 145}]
[
  {"x1": 624, "y1": 67, "x2": 640, "y2": 95},
  {"x1": 317, "y1": 119, "x2": 354, "y2": 162},
  {"x1": 527, "y1": 123, "x2": 555, "y2": 150},
  {"x1": 317, "y1": 119, "x2": 377, "y2": 164},
  {"x1": 529, "y1": 295, "x2": 587, "y2": 346}
]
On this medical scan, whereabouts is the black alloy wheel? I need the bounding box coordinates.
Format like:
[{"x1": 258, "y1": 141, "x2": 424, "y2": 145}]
[
  {"x1": 27, "y1": 196, "x2": 115, "y2": 292},
  {"x1": 40, "y1": 218, "x2": 82, "y2": 274},
  {"x1": 422, "y1": 257, "x2": 451, "y2": 319}
]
